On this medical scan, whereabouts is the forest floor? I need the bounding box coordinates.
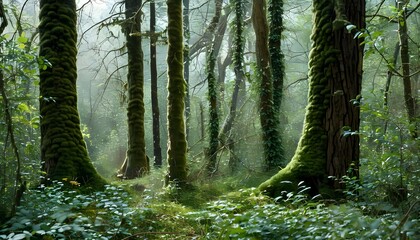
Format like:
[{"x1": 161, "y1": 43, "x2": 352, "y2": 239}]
[{"x1": 1, "y1": 170, "x2": 420, "y2": 239}]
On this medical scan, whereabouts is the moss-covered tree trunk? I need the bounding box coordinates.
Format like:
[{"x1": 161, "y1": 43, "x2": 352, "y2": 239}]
[
  {"x1": 118, "y1": 0, "x2": 149, "y2": 178},
  {"x1": 205, "y1": 0, "x2": 223, "y2": 175},
  {"x1": 252, "y1": 0, "x2": 284, "y2": 170},
  {"x1": 206, "y1": 44, "x2": 220, "y2": 174},
  {"x1": 268, "y1": 0, "x2": 285, "y2": 112},
  {"x1": 268, "y1": 0, "x2": 285, "y2": 167},
  {"x1": 219, "y1": 0, "x2": 244, "y2": 172},
  {"x1": 166, "y1": 0, "x2": 188, "y2": 184},
  {"x1": 259, "y1": 0, "x2": 365, "y2": 197},
  {"x1": 150, "y1": 0, "x2": 163, "y2": 167},
  {"x1": 39, "y1": 0, "x2": 105, "y2": 187}
]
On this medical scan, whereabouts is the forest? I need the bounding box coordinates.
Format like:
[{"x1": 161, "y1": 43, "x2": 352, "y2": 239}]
[{"x1": 0, "y1": 0, "x2": 419, "y2": 239}]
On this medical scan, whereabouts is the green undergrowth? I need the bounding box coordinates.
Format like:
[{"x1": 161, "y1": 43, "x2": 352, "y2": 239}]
[{"x1": 1, "y1": 176, "x2": 419, "y2": 239}]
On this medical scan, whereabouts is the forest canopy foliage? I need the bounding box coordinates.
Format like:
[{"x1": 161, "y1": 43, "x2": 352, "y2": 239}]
[{"x1": 0, "y1": 0, "x2": 419, "y2": 239}]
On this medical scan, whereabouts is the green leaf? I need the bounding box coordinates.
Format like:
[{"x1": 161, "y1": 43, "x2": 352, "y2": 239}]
[
  {"x1": 17, "y1": 103, "x2": 31, "y2": 113},
  {"x1": 11, "y1": 234, "x2": 27, "y2": 240},
  {"x1": 17, "y1": 33, "x2": 28, "y2": 44}
]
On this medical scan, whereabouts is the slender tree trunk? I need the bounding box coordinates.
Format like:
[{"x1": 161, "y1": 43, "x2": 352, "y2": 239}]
[
  {"x1": 150, "y1": 0, "x2": 163, "y2": 167},
  {"x1": 252, "y1": 0, "x2": 284, "y2": 170},
  {"x1": 39, "y1": 0, "x2": 105, "y2": 187},
  {"x1": 398, "y1": 1, "x2": 418, "y2": 138},
  {"x1": 183, "y1": 0, "x2": 191, "y2": 140},
  {"x1": 260, "y1": 0, "x2": 365, "y2": 197},
  {"x1": 166, "y1": 0, "x2": 188, "y2": 184},
  {"x1": 383, "y1": 42, "x2": 400, "y2": 136},
  {"x1": 269, "y1": 0, "x2": 285, "y2": 112},
  {"x1": 119, "y1": 0, "x2": 149, "y2": 179},
  {"x1": 219, "y1": 0, "x2": 245, "y2": 171},
  {"x1": 206, "y1": 44, "x2": 220, "y2": 174},
  {"x1": 205, "y1": 0, "x2": 223, "y2": 175}
]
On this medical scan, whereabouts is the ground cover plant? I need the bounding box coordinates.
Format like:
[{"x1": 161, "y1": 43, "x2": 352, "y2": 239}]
[{"x1": 1, "y1": 176, "x2": 419, "y2": 239}]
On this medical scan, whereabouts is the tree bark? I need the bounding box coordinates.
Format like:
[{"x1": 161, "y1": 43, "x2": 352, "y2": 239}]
[
  {"x1": 269, "y1": 0, "x2": 285, "y2": 112},
  {"x1": 260, "y1": 0, "x2": 365, "y2": 197},
  {"x1": 398, "y1": 0, "x2": 418, "y2": 138},
  {"x1": 166, "y1": 0, "x2": 188, "y2": 184},
  {"x1": 183, "y1": 0, "x2": 191, "y2": 140},
  {"x1": 252, "y1": 0, "x2": 284, "y2": 170},
  {"x1": 119, "y1": 0, "x2": 149, "y2": 179},
  {"x1": 39, "y1": 0, "x2": 105, "y2": 187},
  {"x1": 150, "y1": 0, "x2": 163, "y2": 167},
  {"x1": 206, "y1": 44, "x2": 220, "y2": 175}
]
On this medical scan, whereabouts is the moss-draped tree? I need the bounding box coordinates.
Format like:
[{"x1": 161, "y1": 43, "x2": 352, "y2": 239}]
[
  {"x1": 206, "y1": 44, "x2": 219, "y2": 174},
  {"x1": 252, "y1": 0, "x2": 284, "y2": 170},
  {"x1": 205, "y1": 0, "x2": 223, "y2": 175},
  {"x1": 118, "y1": 0, "x2": 149, "y2": 179},
  {"x1": 269, "y1": 0, "x2": 285, "y2": 112},
  {"x1": 219, "y1": 0, "x2": 245, "y2": 171},
  {"x1": 166, "y1": 0, "x2": 188, "y2": 184},
  {"x1": 260, "y1": 0, "x2": 365, "y2": 196},
  {"x1": 39, "y1": 0, "x2": 105, "y2": 187}
]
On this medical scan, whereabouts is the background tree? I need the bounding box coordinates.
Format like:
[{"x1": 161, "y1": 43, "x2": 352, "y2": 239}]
[
  {"x1": 206, "y1": 43, "x2": 220, "y2": 175},
  {"x1": 260, "y1": 0, "x2": 365, "y2": 196},
  {"x1": 218, "y1": 0, "x2": 246, "y2": 171},
  {"x1": 183, "y1": 0, "x2": 191, "y2": 140},
  {"x1": 397, "y1": 0, "x2": 418, "y2": 138},
  {"x1": 150, "y1": 0, "x2": 163, "y2": 167},
  {"x1": 204, "y1": 0, "x2": 223, "y2": 175},
  {"x1": 118, "y1": 0, "x2": 149, "y2": 178},
  {"x1": 252, "y1": 0, "x2": 284, "y2": 170},
  {"x1": 39, "y1": 0, "x2": 105, "y2": 187},
  {"x1": 269, "y1": 0, "x2": 285, "y2": 112},
  {"x1": 166, "y1": 0, "x2": 188, "y2": 184}
]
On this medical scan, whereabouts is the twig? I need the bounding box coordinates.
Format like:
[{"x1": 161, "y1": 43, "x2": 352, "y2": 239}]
[{"x1": 389, "y1": 200, "x2": 420, "y2": 238}]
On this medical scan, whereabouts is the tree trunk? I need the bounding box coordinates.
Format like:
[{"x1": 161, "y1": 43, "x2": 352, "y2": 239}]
[
  {"x1": 166, "y1": 0, "x2": 188, "y2": 184},
  {"x1": 39, "y1": 0, "x2": 105, "y2": 187},
  {"x1": 205, "y1": 0, "x2": 223, "y2": 175},
  {"x1": 150, "y1": 0, "x2": 163, "y2": 167},
  {"x1": 219, "y1": 0, "x2": 245, "y2": 172},
  {"x1": 206, "y1": 44, "x2": 220, "y2": 175},
  {"x1": 183, "y1": 0, "x2": 191, "y2": 140},
  {"x1": 269, "y1": 0, "x2": 285, "y2": 112},
  {"x1": 252, "y1": 0, "x2": 284, "y2": 170},
  {"x1": 398, "y1": 1, "x2": 418, "y2": 138},
  {"x1": 118, "y1": 0, "x2": 149, "y2": 179},
  {"x1": 260, "y1": 0, "x2": 365, "y2": 197}
]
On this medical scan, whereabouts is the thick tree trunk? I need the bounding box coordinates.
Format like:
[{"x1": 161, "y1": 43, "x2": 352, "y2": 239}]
[
  {"x1": 119, "y1": 0, "x2": 149, "y2": 179},
  {"x1": 166, "y1": 0, "x2": 188, "y2": 184},
  {"x1": 260, "y1": 0, "x2": 365, "y2": 197},
  {"x1": 252, "y1": 0, "x2": 284, "y2": 170},
  {"x1": 150, "y1": 0, "x2": 163, "y2": 167},
  {"x1": 39, "y1": 0, "x2": 105, "y2": 187}
]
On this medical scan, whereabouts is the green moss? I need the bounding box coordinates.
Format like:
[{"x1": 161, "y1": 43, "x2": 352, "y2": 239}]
[
  {"x1": 39, "y1": 0, "x2": 106, "y2": 188},
  {"x1": 259, "y1": 0, "x2": 335, "y2": 197},
  {"x1": 166, "y1": 0, "x2": 188, "y2": 183}
]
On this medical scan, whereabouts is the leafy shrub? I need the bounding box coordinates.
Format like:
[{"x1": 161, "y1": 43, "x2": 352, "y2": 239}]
[
  {"x1": 187, "y1": 188, "x2": 420, "y2": 239},
  {"x1": 0, "y1": 182, "x2": 135, "y2": 240}
]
